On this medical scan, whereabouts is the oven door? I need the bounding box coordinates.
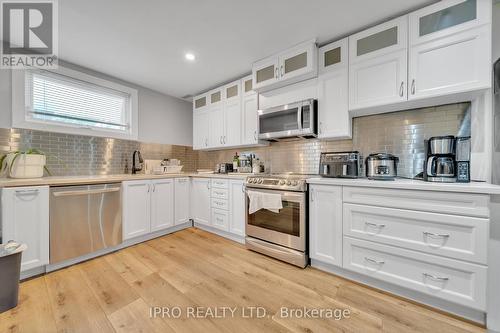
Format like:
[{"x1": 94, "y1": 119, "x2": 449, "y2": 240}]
[{"x1": 246, "y1": 188, "x2": 306, "y2": 251}]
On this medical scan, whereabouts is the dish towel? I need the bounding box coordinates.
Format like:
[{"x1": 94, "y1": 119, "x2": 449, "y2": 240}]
[{"x1": 247, "y1": 190, "x2": 283, "y2": 214}]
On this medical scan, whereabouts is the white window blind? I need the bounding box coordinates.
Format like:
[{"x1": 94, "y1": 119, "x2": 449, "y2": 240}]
[{"x1": 25, "y1": 69, "x2": 131, "y2": 132}]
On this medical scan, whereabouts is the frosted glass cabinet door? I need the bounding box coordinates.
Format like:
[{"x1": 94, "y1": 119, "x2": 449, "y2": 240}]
[
  {"x1": 349, "y1": 16, "x2": 408, "y2": 63},
  {"x1": 252, "y1": 57, "x2": 279, "y2": 91},
  {"x1": 279, "y1": 41, "x2": 317, "y2": 82},
  {"x1": 409, "y1": 0, "x2": 490, "y2": 45}
]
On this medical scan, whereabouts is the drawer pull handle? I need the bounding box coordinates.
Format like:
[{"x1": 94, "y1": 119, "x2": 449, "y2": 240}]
[
  {"x1": 365, "y1": 222, "x2": 386, "y2": 229},
  {"x1": 364, "y1": 257, "x2": 385, "y2": 265},
  {"x1": 423, "y1": 273, "x2": 449, "y2": 281},
  {"x1": 423, "y1": 232, "x2": 450, "y2": 239}
]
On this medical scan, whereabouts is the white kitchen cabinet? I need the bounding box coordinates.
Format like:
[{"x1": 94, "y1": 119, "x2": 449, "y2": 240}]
[
  {"x1": 208, "y1": 104, "x2": 225, "y2": 148},
  {"x1": 224, "y1": 81, "x2": 242, "y2": 147},
  {"x1": 229, "y1": 180, "x2": 246, "y2": 237},
  {"x1": 241, "y1": 76, "x2": 259, "y2": 145},
  {"x1": 317, "y1": 38, "x2": 351, "y2": 139},
  {"x1": 174, "y1": 178, "x2": 190, "y2": 225},
  {"x1": 122, "y1": 180, "x2": 151, "y2": 240},
  {"x1": 211, "y1": 208, "x2": 229, "y2": 231},
  {"x1": 1, "y1": 186, "x2": 49, "y2": 272},
  {"x1": 193, "y1": 110, "x2": 210, "y2": 150},
  {"x1": 408, "y1": 0, "x2": 491, "y2": 100},
  {"x1": 349, "y1": 16, "x2": 408, "y2": 110},
  {"x1": 123, "y1": 179, "x2": 175, "y2": 240},
  {"x1": 191, "y1": 178, "x2": 211, "y2": 226},
  {"x1": 150, "y1": 179, "x2": 174, "y2": 232},
  {"x1": 252, "y1": 40, "x2": 318, "y2": 92},
  {"x1": 309, "y1": 185, "x2": 343, "y2": 267}
]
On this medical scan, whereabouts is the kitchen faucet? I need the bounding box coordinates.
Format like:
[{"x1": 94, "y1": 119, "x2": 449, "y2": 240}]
[{"x1": 132, "y1": 150, "x2": 144, "y2": 174}]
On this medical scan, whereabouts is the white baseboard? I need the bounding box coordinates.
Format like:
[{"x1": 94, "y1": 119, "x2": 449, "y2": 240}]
[
  {"x1": 193, "y1": 223, "x2": 245, "y2": 244},
  {"x1": 310, "y1": 259, "x2": 486, "y2": 325}
]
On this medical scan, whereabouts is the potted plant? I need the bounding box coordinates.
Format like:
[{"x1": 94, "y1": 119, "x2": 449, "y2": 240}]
[{"x1": 0, "y1": 149, "x2": 50, "y2": 179}]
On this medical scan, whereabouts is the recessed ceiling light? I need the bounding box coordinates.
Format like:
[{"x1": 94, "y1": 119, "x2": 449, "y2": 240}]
[{"x1": 185, "y1": 53, "x2": 195, "y2": 61}]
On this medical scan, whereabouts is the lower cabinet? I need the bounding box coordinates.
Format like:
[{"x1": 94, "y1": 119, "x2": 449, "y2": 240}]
[
  {"x1": 1, "y1": 186, "x2": 49, "y2": 272},
  {"x1": 191, "y1": 178, "x2": 211, "y2": 225},
  {"x1": 309, "y1": 184, "x2": 343, "y2": 267},
  {"x1": 123, "y1": 179, "x2": 174, "y2": 240},
  {"x1": 174, "y1": 178, "x2": 190, "y2": 225},
  {"x1": 229, "y1": 180, "x2": 246, "y2": 237}
]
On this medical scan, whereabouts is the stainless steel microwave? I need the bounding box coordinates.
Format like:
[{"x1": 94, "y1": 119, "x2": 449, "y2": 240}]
[{"x1": 258, "y1": 99, "x2": 317, "y2": 141}]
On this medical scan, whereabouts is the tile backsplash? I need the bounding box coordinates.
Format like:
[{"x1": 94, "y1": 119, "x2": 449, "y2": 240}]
[
  {"x1": 0, "y1": 102, "x2": 470, "y2": 178},
  {"x1": 0, "y1": 129, "x2": 198, "y2": 176},
  {"x1": 198, "y1": 103, "x2": 471, "y2": 178}
]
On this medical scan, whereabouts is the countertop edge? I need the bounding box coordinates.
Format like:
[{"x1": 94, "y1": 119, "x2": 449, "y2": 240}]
[{"x1": 306, "y1": 178, "x2": 500, "y2": 195}]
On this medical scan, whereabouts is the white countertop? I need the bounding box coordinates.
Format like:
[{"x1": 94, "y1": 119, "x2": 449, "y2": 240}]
[
  {"x1": 0, "y1": 172, "x2": 250, "y2": 188},
  {"x1": 307, "y1": 177, "x2": 500, "y2": 195}
]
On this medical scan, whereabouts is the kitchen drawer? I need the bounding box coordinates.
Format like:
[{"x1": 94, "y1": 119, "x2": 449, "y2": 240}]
[
  {"x1": 343, "y1": 187, "x2": 489, "y2": 218},
  {"x1": 211, "y1": 188, "x2": 229, "y2": 200},
  {"x1": 211, "y1": 179, "x2": 229, "y2": 189},
  {"x1": 212, "y1": 208, "x2": 229, "y2": 231},
  {"x1": 343, "y1": 204, "x2": 488, "y2": 264},
  {"x1": 211, "y1": 198, "x2": 229, "y2": 211},
  {"x1": 343, "y1": 237, "x2": 487, "y2": 310}
]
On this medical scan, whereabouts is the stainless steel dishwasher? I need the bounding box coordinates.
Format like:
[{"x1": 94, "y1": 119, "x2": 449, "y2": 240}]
[{"x1": 49, "y1": 183, "x2": 122, "y2": 264}]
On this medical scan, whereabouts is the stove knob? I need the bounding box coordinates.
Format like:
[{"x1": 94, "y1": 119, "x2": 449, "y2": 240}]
[
  {"x1": 286, "y1": 180, "x2": 292, "y2": 186},
  {"x1": 258, "y1": 178, "x2": 264, "y2": 184},
  {"x1": 279, "y1": 180, "x2": 285, "y2": 185},
  {"x1": 292, "y1": 180, "x2": 298, "y2": 186},
  {"x1": 249, "y1": 178, "x2": 255, "y2": 183}
]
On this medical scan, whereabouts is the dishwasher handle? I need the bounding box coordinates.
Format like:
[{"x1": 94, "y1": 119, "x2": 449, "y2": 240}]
[{"x1": 52, "y1": 187, "x2": 120, "y2": 197}]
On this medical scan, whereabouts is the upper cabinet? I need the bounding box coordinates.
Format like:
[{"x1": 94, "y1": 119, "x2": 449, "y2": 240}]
[
  {"x1": 224, "y1": 81, "x2": 242, "y2": 147},
  {"x1": 349, "y1": 16, "x2": 408, "y2": 110},
  {"x1": 193, "y1": 93, "x2": 210, "y2": 150},
  {"x1": 408, "y1": 0, "x2": 491, "y2": 99},
  {"x1": 317, "y1": 38, "x2": 351, "y2": 139},
  {"x1": 252, "y1": 40, "x2": 318, "y2": 92},
  {"x1": 241, "y1": 75, "x2": 260, "y2": 145}
]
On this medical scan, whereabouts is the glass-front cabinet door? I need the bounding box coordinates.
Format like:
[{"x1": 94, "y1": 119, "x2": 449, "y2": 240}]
[
  {"x1": 349, "y1": 16, "x2": 408, "y2": 63},
  {"x1": 279, "y1": 40, "x2": 318, "y2": 82},
  {"x1": 319, "y1": 38, "x2": 348, "y2": 74},
  {"x1": 409, "y1": 0, "x2": 489, "y2": 45},
  {"x1": 252, "y1": 56, "x2": 279, "y2": 91}
]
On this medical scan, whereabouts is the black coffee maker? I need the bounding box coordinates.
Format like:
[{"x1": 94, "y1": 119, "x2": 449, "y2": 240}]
[{"x1": 423, "y1": 136, "x2": 471, "y2": 183}]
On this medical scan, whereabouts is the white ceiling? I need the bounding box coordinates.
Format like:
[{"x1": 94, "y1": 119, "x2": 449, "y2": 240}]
[{"x1": 59, "y1": 0, "x2": 436, "y2": 100}]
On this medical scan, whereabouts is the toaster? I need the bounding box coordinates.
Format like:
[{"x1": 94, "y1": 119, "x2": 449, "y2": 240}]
[{"x1": 319, "y1": 152, "x2": 362, "y2": 178}]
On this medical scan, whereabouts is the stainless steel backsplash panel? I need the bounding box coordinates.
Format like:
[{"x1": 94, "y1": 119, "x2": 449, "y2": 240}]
[{"x1": 0, "y1": 103, "x2": 469, "y2": 178}]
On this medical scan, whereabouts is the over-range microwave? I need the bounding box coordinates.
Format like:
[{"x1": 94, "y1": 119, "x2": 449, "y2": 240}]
[{"x1": 258, "y1": 99, "x2": 318, "y2": 141}]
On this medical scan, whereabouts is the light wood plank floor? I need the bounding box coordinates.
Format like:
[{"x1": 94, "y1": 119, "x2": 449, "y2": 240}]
[{"x1": 0, "y1": 228, "x2": 486, "y2": 333}]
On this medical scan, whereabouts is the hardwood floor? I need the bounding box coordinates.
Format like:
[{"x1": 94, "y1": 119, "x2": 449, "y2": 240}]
[{"x1": 0, "y1": 228, "x2": 485, "y2": 333}]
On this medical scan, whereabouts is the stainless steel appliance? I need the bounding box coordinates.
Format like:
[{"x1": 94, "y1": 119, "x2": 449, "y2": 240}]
[
  {"x1": 49, "y1": 183, "x2": 122, "y2": 264},
  {"x1": 219, "y1": 163, "x2": 234, "y2": 173},
  {"x1": 238, "y1": 153, "x2": 253, "y2": 173},
  {"x1": 258, "y1": 99, "x2": 317, "y2": 141},
  {"x1": 366, "y1": 153, "x2": 399, "y2": 180},
  {"x1": 424, "y1": 136, "x2": 457, "y2": 183},
  {"x1": 456, "y1": 136, "x2": 471, "y2": 183},
  {"x1": 245, "y1": 175, "x2": 309, "y2": 268},
  {"x1": 319, "y1": 151, "x2": 362, "y2": 178}
]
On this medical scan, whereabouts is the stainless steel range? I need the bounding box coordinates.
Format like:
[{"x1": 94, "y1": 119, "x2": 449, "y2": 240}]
[{"x1": 245, "y1": 174, "x2": 309, "y2": 268}]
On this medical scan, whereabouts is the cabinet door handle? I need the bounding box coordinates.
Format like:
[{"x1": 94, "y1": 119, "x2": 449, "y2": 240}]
[
  {"x1": 310, "y1": 189, "x2": 314, "y2": 202},
  {"x1": 365, "y1": 222, "x2": 386, "y2": 229},
  {"x1": 242, "y1": 184, "x2": 245, "y2": 193},
  {"x1": 147, "y1": 184, "x2": 151, "y2": 193},
  {"x1": 205, "y1": 138, "x2": 208, "y2": 146},
  {"x1": 254, "y1": 130, "x2": 257, "y2": 141},
  {"x1": 319, "y1": 122, "x2": 322, "y2": 135},
  {"x1": 15, "y1": 189, "x2": 39, "y2": 195},
  {"x1": 399, "y1": 81, "x2": 404, "y2": 97},
  {"x1": 219, "y1": 136, "x2": 223, "y2": 144},
  {"x1": 153, "y1": 184, "x2": 156, "y2": 192},
  {"x1": 411, "y1": 79, "x2": 416, "y2": 95},
  {"x1": 423, "y1": 231, "x2": 450, "y2": 239},
  {"x1": 280, "y1": 65, "x2": 284, "y2": 77},
  {"x1": 423, "y1": 273, "x2": 449, "y2": 281},
  {"x1": 364, "y1": 257, "x2": 385, "y2": 265},
  {"x1": 275, "y1": 67, "x2": 279, "y2": 79}
]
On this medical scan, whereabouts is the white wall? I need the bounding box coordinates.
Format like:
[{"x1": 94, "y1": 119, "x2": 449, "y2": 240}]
[{"x1": 0, "y1": 62, "x2": 193, "y2": 146}]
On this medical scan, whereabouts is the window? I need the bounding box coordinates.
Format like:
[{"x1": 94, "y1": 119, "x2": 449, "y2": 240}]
[{"x1": 12, "y1": 67, "x2": 138, "y2": 140}]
